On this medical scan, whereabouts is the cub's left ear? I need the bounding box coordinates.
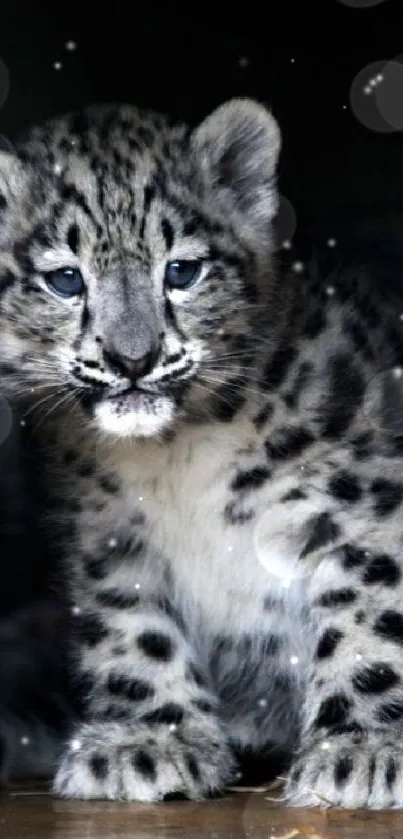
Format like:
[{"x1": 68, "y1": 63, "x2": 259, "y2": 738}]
[
  {"x1": 0, "y1": 149, "x2": 26, "y2": 204},
  {"x1": 0, "y1": 150, "x2": 28, "y2": 246},
  {"x1": 191, "y1": 98, "x2": 281, "y2": 242}
]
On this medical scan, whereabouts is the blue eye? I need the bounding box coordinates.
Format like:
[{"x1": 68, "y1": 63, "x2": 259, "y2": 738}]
[
  {"x1": 45, "y1": 267, "x2": 85, "y2": 298},
  {"x1": 164, "y1": 260, "x2": 202, "y2": 290}
]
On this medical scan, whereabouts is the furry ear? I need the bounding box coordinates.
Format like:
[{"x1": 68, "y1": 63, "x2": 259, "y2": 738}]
[
  {"x1": 191, "y1": 98, "x2": 281, "y2": 241},
  {"x1": 0, "y1": 149, "x2": 26, "y2": 204},
  {"x1": 0, "y1": 150, "x2": 27, "y2": 245}
]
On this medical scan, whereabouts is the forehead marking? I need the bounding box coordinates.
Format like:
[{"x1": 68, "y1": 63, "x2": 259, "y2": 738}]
[{"x1": 67, "y1": 223, "x2": 80, "y2": 255}]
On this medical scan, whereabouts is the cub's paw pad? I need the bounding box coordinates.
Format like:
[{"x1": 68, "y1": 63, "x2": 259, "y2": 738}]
[
  {"x1": 53, "y1": 718, "x2": 236, "y2": 801},
  {"x1": 286, "y1": 733, "x2": 403, "y2": 809}
]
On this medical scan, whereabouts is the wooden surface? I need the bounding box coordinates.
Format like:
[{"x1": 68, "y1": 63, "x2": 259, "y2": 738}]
[{"x1": 2, "y1": 784, "x2": 403, "y2": 839}]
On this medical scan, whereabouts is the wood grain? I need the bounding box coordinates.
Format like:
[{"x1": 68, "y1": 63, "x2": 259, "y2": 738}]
[{"x1": 1, "y1": 784, "x2": 403, "y2": 839}]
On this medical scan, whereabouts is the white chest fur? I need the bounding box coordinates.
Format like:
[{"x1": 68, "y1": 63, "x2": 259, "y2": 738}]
[{"x1": 96, "y1": 418, "x2": 319, "y2": 637}]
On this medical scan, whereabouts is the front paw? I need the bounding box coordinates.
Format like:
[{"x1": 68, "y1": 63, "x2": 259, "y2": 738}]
[
  {"x1": 53, "y1": 716, "x2": 236, "y2": 801},
  {"x1": 286, "y1": 732, "x2": 403, "y2": 809}
]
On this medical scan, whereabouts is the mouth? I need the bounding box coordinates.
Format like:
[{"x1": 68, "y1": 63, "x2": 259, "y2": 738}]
[
  {"x1": 93, "y1": 384, "x2": 176, "y2": 439},
  {"x1": 106, "y1": 384, "x2": 160, "y2": 412}
]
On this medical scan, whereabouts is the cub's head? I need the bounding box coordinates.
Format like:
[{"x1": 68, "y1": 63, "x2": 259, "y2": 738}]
[{"x1": 0, "y1": 99, "x2": 281, "y2": 438}]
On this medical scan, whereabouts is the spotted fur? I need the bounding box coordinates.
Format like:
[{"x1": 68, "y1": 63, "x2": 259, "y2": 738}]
[{"x1": 2, "y1": 99, "x2": 403, "y2": 807}]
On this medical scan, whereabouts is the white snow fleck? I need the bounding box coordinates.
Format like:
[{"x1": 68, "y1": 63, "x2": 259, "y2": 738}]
[{"x1": 70, "y1": 739, "x2": 82, "y2": 752}]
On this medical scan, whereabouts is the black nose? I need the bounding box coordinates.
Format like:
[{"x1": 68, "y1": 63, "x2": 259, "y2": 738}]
[{"x1": 102, "y1": 346, "x2": 159, "y2": 380}]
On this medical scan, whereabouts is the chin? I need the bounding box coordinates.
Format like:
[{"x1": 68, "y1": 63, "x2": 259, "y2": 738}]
[{"x1": 93, "y1": 391, "x2": 176, "y2": 439}]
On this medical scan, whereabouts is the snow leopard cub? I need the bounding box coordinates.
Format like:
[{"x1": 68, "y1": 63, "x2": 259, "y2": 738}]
[{"x1": 2, "y1": 98, "x2": 403, "y2": 808}]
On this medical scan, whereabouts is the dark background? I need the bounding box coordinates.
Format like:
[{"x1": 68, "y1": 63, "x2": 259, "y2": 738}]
[{"x1": 1, "y1": 0, "x2": 403, "y2": 244}]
